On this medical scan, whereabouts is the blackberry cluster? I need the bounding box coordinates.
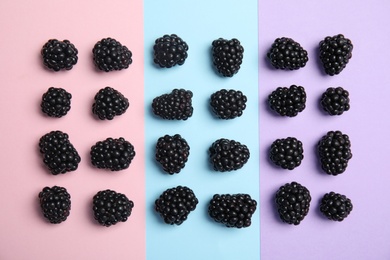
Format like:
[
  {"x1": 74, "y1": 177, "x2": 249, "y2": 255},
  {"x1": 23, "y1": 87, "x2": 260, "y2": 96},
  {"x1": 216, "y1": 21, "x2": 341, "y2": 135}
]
[
  {"x1": 208, "y1": 193, "x2": 257, "y2": 228},
  {"x1": 92, "y1": 38, "x2": 132, "y2": 72},
  {"x1": 319, "y1": 34, "x2": 353, "y2": 76},
  {"x1": 41, "y1": 39, "x2": 78, "y2": 71},
  {"x1": 275, "y1": 182, "x2": 311, "y2": 225},
  {"x1": 153, "y1": 34, "x2": 188, "y2": 68},
  {"x1": 92, "y1": 87, "x2": 129, "y2": 120},
  {"x1": 318, "y1": 131, "x2": 352, "y2": 176},
  {"x1": 320, "y1": 192, "x2": 353, "y2": 221},
  {"x1": 212, "y1": 38, "x2": 244, "y2": 77},
  {"x1": 209, "y1": 138, "x2": 250, "y2": 172},
  {"x1": 210, "y1": 89, "x2": 247, "y2": 119},
  {"x1": 152, "y1": 89, "x2": 193, "y2": 120},
  {"x1": 268, "y1": 85, "x2": 306, "y2": 117},
  {"x1": 39, "y1": 131, "x2": 81, "y2": 175},
  {"x1": 90, "y1": 137, "x2": 135, "y2": 171},
  {"x1": 92, "y1": 189, "x2": 134, "y2": 227},
  {"x1": 155, "y1": 186, "x2": 198, "y2": 225},
  {"x1": 269, "y1": 137, "x2": 304, "y2": 170},
  {"x1": 320, "y1": 87, "x2": 350, "y2": 116},
  {"x1": 155, "y1": 134, "x2": 190, "y2": 174},
  {"x1": 267, "y1": 37, "x2": 308, "y2": 70},
  {"x1": 39, "y1": 186, "x2": 71, "y2": 224},
  {"x1": 41, "y1": 87, "x2": 72, "y2": 118}
]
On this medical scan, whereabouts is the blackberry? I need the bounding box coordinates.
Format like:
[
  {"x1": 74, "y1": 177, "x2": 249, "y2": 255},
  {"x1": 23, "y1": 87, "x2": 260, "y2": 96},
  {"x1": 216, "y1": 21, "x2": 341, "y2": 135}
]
[
  {"x1": 155, "y1": 186, "x2": 198, "y2": 225},
  {"x1": 152, "y1": 89, "x2": 193, "y2": 120},
  {"x1": 319, "y1": 34, "x2": 353, "y2": 76},
  {"x1": 92, "y1": 38, "x2": 132, "y2": 72},
  {"x1": 39, "y1": 131, "x2": 81, "y2": 175},
  {"x1": 155, "y1": 134, "x2": 190, "y2": 174},
  {"x1": 268, "y1": 85, "x2": 306, "y2": 117},
  {"x1": 318, "y1": 131, "x2": 352, "y2": 175},
  {"x1": 41, "y1": 39, "x2": 78, "y2": 71},
  {"x1": 269, "y1": 137, "x2": 304, "y2": 170},
  {"x1": 209, "y1": 138, "x2": 250, "y2": 172},
  {"x1": 212, "y1": 38, "x2": 244, "y2": 77},
  {"x1": 92, "y1": 87, "x2": 129, "y2": 120},
  {"x1": 92, "y1": 189, "x2": 134, "y2": 227},
  {"x1": 90, "y1": 137, "x2": 136, "y2": 171},
  {"x1": 153, "y1": 34, "x2": 188, "y2": 68},
  {"x1": 208, "y1": 194, "x2": 257, "y2": 228},
  {"x1": 275, "y1": 182, "x2": 311, "y2": 225},
  {"x1": 210, "y1": 89, "x2": 247, "y2": 119},
  {"x1": 320, "y1": 192, "x2": 353, "y2": 221},
  {"x1": 267, "y1": 37, "x2": 308, "y2": 70},
  {"x1": 39, "y1": 186, "x2": 71, "y2": 224},
  {"x1": 320, "y1": 87, "x2": 350, "y2": 116},
  {"x1": 41, "y1": 87, "x2": 72, "y2": 118}
]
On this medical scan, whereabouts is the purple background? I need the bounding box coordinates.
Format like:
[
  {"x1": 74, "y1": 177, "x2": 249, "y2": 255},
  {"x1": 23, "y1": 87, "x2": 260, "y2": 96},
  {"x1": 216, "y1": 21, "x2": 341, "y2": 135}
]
[{"x1": 259, "y1": 1, "x2": 390, "y2": 259}]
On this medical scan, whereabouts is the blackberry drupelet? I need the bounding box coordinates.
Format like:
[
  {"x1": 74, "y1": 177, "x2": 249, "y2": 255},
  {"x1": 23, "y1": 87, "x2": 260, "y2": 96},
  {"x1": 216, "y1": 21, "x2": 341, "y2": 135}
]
[
  {"x1": 267, "y1": 37, "x2": 308, "y2": 70},
  {"x1": 153, "y1": 34, "x2": 188, "y2": 68},
  {"x1": 209, "y1": 138, "x2": 250, "y2": 172},
  {"x1": 208, "y1": 193, "x2": 257, "y2": 228},
  {"x1": 39, "y1": 186, "x2": 71, "y2": 224},
  {"x1": 41, "y1": 39, "x2": 78, "y2": 71},
  {"x1": 155, "y1": 186, "x2": 198, "y2": 225},
  {"x1": 319, "y1": 34, "x2": 353, "y2": 76},
  {"x1": 212, "y1": 38, "x2": 244, "y2": 77},
  {"x1": 41, "y1": 87, "x2": 72, "y2": 118},
  {"x1": 275, "y1": 182, "x2": 311, "y2": 225},
  {"x1": 39, "y1": 131, "x2": 81, "y2": 175},
  {"x1": 90, "y1": 137, "x2": 135, "y2": 171},
  {"x1": 318, "y1": 131, "x2": 352, "y2": 175},
  {"x1": 320, "y1": 87, "x2": 350, "y2": 116},
  {"x1": 268, "y1": 85, "x2": 306, "y2": 117},
  {"x1": 320, "y1": 192, "x2": 353, "y2": 221},
  {"x1": 92, "y1": 87, "x2": 129, "y2": 120},
  {"x1": 92, "y1": 38, "x2": 132, "y2": 72},
  {"x1": 92, "y1": 189, "x2": 134, "y2": 227},
  {"x1": 152, "y1": 89, "x2": 193, "y2": 120},
  {"x1": 210, "y1": 89, "x2": 247, "y2": 119},
  {"x1": 269, "y1": 137, "x2": 304, "y2": 170},
  {"x1": 155, "y1": 134, "x2": 190, "y2": 174}
]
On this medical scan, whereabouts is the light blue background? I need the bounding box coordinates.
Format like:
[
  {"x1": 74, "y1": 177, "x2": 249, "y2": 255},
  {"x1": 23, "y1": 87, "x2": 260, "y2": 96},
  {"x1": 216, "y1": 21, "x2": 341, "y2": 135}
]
[{"x1": 144, "y1": 1, "x2": 259, "y2": 259}]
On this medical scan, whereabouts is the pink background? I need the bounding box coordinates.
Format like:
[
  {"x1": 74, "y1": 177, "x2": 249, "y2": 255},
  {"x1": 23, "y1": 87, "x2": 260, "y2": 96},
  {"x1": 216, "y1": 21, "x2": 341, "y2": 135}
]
[{"x1": 0, "y1": 0, "x2": 145, "y2": 259}]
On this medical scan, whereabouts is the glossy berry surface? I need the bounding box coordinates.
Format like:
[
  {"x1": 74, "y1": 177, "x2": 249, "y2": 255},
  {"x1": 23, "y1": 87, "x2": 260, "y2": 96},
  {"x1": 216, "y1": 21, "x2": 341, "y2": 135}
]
[
  {"x1": 155, "y1": 134, "x2": 190, "y2": 174},
  {"x1": 41, "y1": 39, "x2": 78, "y2": 71},
  {"x1": 92, "y1": 38, "x2": 132, "y2": 72},
  {"x1": 210, "y1": 89, "x2": 247, "y2": 119},
  {"x1": 153, "y1": 34, "x2": 188, "y2": 68},
  {"x1": 268, "y1": 85, "x2": 306, "y2": 117},
  {"x1": 269, "y1": 137, "x2": 304, "y2": 170},
  {"x1": 212, "y1": 38, "x2": 244, "y2": 77},
  {"x1": 209, "y1": 138, "x2": 250, "y2": 172},
  {"x1": 267, "y1": 37, "x2": 308, "y2": 70},
  {"x1": 152, "y1": 89, "x2": 193, "y2": 120},
  {"x1": 39, "y1": 186, "x2": 71, "y2": 224},
  {"x1": 320, "y1": 192, "x2": 353, "y2": 221},
  {"x1": 41, "y1": 87, "x2": 72, "y2": 118},
  {"x1": 92, "y1": 87, "x2": 129, "y2": 120},
  {"x1": 320, "y1": 87, "x2": 350, "y2": 115}
]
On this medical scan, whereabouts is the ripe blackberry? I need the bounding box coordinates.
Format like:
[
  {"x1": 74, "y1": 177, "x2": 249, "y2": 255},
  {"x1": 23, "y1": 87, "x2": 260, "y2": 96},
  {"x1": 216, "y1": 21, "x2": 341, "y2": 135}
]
[
  {"x1": 92, "y1": 87, "x2": 129, "y2": 120},
  {"x1": 208, "y1": 193, "x2": 257, "y2": 228},
  {"x1": 268, "y1": 85, "x2": 306, "y2": 117},
  {"x1": 319, "y1": 34, "x2": 353, "y2": 76},
  {"x1": 269, "y1": 137, "x2": 304, "y2": 170},
  {"x1": 212, "y1": 38, "x2": 244, "y2": 77},
  {"x1": 267, "y1": 37, "x2": 308, "y2": 70},
  {"x1": 320, "y1": 87, "x2": 350, "y2": 116},
  {"x1": 155, "y1": 134, "x2": 190, "y2": 174},
  {"x1": 92, "y1": 189, "x2": 134, "y2": 227},
  {"x1": 155, "y1": 186, "x2": 198, "y2": 225},
  {"x1": 275, "y1": 182, "x2": 311, "y2": 225},
  {"x1": 210, "y1": 89, "x2": 247, "y2": 119},
  {"x1": 320, "y1": 192, "x2": 353, "y2": 221},
  {"x1": 41, "y1": 87, "x2": 72, "y2": 118},
  {"x1": 209, "y1": 138, "x2": 250, "y2": 172},
  {"x1": 92, "y1": 38, "x2": 132, "y2": 72},
  {"x1": 318, "y1": 131, "x2": 352, "y2": 175},
  {"x1": 39, "y1": 186, "x2": 71, "y2": 224},
  {"x1": 39, "y1": 131, "x2": 81, "y2": 175},
  {"x1": 90, "y1": 137, "x2": 136, "y2": 171},
  {"x1": 152, "y1": 89, "x2": 193, "y2": 120},
  {"x1": 153, "y1": 34, "x2": 188, "y2": 68},
  {"x1": 41, "y1": 39, "x2": 78, "y2": 71}
]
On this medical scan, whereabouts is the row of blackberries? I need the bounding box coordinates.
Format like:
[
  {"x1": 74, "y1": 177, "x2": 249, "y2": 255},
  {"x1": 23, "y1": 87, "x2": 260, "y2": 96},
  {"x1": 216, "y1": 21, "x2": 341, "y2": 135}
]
[{"x1": 39, "y1": 185, "x2": 257, "y2": 228}]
